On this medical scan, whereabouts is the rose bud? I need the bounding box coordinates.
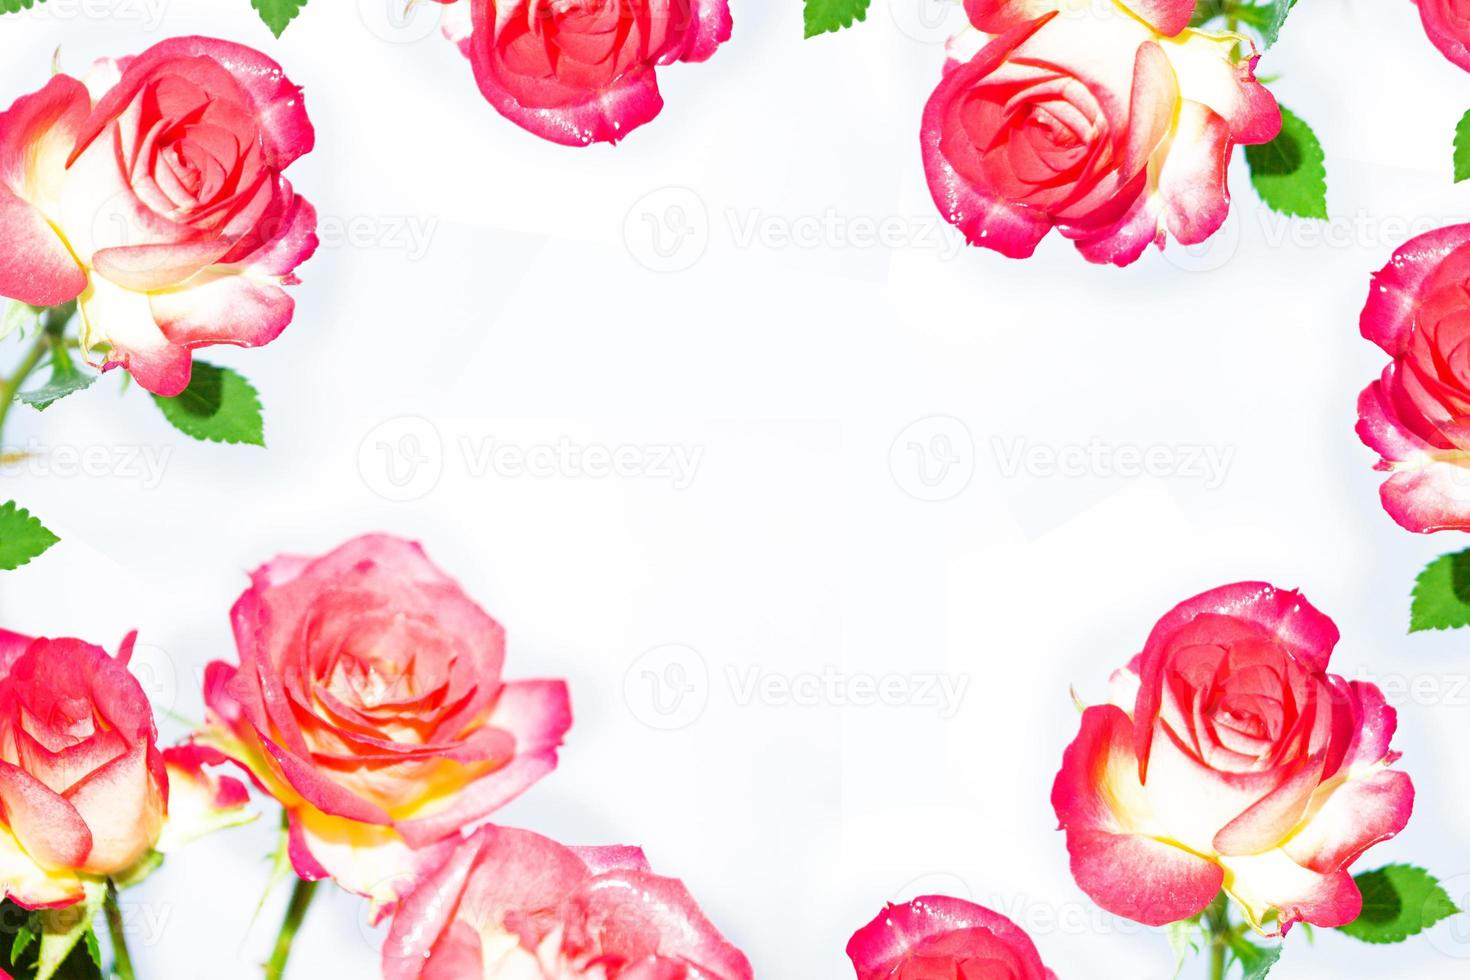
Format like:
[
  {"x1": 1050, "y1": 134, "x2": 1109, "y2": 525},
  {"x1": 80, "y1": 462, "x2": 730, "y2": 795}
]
[{"x1": 0, "y1": 630, "x2": 166, "y2": 907}]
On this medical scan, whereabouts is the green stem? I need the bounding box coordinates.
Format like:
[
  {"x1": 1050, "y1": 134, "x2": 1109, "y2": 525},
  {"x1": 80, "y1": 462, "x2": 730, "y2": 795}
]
[
  {"x1": 104, "y1": 881, "x2": 136, "y2": 980},
  {"x1": 0, "y1": 333, "x2": 49, "y2": 454},
  {"x1": 264, "y1": 879, "x2": 318, "y2": 980},
  {"x1": 1204, "y1": 892, "x2": 1231, "y2": 980}
]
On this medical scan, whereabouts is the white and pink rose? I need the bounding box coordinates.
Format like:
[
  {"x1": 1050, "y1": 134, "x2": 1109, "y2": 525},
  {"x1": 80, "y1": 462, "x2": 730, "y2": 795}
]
[
  {"x1": 0, "y1": 37, "x2": 317, "y2": 395},
  {"x1": 1053, "y1": 583, "x2": 1413, "y2": 934},
  {"x1": 923, "y1": 0, "x2": 1280, "y2": 264}
]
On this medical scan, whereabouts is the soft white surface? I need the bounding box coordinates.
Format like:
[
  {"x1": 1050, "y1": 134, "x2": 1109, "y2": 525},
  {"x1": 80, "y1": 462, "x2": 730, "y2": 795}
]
[{"x1": 2, "y1": 1, "x2": 1469, "y2": 977}]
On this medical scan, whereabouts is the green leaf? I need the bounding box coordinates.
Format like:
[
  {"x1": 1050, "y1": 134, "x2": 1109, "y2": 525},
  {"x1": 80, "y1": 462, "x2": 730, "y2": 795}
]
[
  {"x1": 803, "y1": 0, "x2": 870, "y2": 37},
  {"x1": 0, "y1": 0, "x2": 45, "y2": 13},
  {"x1": 17, "y1": 339, "x2": 96, "y2": 411},
  {"x1": 1455, "y1": 110, "x2": 1470, "y2": 184},
  {"x1": 1410, "y1": 549, "x2": 1470, "y2": 632},
  {"x1": 110, "y1": 850, "x2": 164, "y2": 891},
  {"x1": 151, "y1": 362, "x2": 264, "y2": 447},
  {"x1": 1190, "y1": 0, "x2": 1295, "y2": 44},
  {"x1": 0, "y1": 901, "x2": 101, "y2": 980},
  {"x1": 1338, "y1": 865, "x2": 1461, "y2": 944},
  {"x1": 1227, "y1": 933, "x2": 1282, "y2": 979},
  {"x1": 0, "y1": 501, "x2": 59, "y2": 571},
  {"x1": 1165, "y1": 918, "x2": 1202, "y2": 977},
  {"x1": 0, "y1": 303, "x2": 41, "y2": 344},
  {"x1": 36, "y1": 881, "x2": 103, "y2": 980},
  {"x1": 252, "y1": 0, "x2": 307, "y2": 36},
  {"x1": 1256, "y1": 0, "x2": 1298, "y2": 47},
  {"x1": 79, "y1": 929, "x2": 98, "y2": 971},
  {"x1": 12, "y1": 914, "x2": 37, "y2": 961},
  {"x1": 1245, "y1": 106, "x2": 1327, "y2": 219}
]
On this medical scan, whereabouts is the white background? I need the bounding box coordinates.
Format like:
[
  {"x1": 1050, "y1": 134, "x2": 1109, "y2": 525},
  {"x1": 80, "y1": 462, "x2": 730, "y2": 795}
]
[{"x1": 2, "y1": 1, "x2": 1469, "y2": 977}]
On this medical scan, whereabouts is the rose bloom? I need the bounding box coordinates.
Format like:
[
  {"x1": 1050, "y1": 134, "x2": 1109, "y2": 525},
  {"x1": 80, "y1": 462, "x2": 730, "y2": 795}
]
[
  {"x1": 435, "y1": 0, "x2": 733, "y2": 146},
  {"x1": 0, "y1": 630, "x2": 165, "y2": 908},
  {"x1": 0, "y1": 36, "x2": 317, "y2": 396},
  {"x1": 384, "y1": 825, "x2": 753, "y2": 980},
  {"x1": 923, "y1": 0, "x2": 1280, "y2": 265},
  {"x1": 1417, "y1": 0, "x2": 1470, "y2": 71},
  {"x1": 1052, "y1": 583, "x2": 1413, "y2": 934},
  {"x1": 195, "y1": 535, "x2": 572, "y2": 913},
  {"x1": 847, "y1": 896, "x2": 1057, "y2": 980},
  {"x1": 1357, "y1": 223, "x2": 1470, "y2": 532}
]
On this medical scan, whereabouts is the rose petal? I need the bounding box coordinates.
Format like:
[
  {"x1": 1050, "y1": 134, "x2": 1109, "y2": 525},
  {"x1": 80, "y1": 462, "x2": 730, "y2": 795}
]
[
  {"x1": 1052, "y1": 705, "x2": 1222, "y2": 926},
  {"x1": 0, "y1": 75, "x2": 90, "y2": 306},
  {"x1": 1361, "y1": 223, "x2": 1470, "y2": 355},
  {"x1": 1282, "y1": 770, "x2": 1414, "y2": 875},
  {"x1": 70, "y1": 36, "x2": 313, "y2": 170}
]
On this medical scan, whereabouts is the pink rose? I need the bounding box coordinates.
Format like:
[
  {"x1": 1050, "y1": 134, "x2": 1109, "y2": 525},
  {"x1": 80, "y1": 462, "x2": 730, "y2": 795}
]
[
  {"x1": 383, "y1": 825, "x2": 753, "y2": 979},
  {"x1": 0, "y1": 630, "x2": 165, "y2": 908},
  {"x1": 1052, "y1": 584, "x2": 1413, "y2": 934},
  {"x1": 1357, "y1": 223, "x2": 1470, "y2": 532},
  {"x1": 0, "y1": 36, "x2": 317, "y2": 396},
  {"x1": 1416, "y1": 0, "x2": 1470, "y2": 70},
  {"x1": 442, "y1": 0, "x2": 733, "y2": 146},
  {"x1": 195, "y1": 534, "x2": 572, "y2": 913},
  {"x1": 923, "y1": 0, "x2": 1280, "y2": 265},
  {"x1": 847, "y1": 896, "x2": 1057, "y2": 980}
]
